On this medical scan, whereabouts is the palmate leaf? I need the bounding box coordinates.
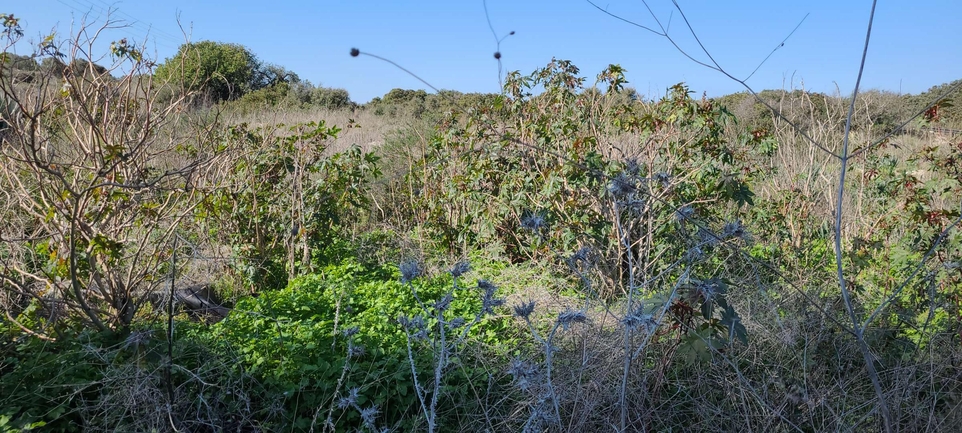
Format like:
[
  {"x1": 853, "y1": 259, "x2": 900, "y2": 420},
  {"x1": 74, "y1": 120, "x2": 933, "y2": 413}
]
[
  {"x1": 701, "y1": 297, "x2": 713, "y2": 321},
  {"x1": 721, "y1": 306, "x2": 748, "y2": 345},
  {"x1": 718, "y1": 173, "x2": 755, "y2": 206}
]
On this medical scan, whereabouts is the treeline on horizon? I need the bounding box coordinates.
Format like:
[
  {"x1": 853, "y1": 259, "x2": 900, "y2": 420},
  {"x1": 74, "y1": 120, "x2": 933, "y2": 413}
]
[{"x1": 3, "y1": 41, "x2": 960, "y2": 131}]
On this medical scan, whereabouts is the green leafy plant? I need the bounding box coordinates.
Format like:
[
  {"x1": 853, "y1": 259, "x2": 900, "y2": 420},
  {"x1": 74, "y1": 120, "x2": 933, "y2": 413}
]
[
  {"x1": 197, "y1": 120, "x2": 380, "y2": 291},
  {"x1": 414, "y1": 60, "x2": 766, "y2": 302},
  {"x1": 210, "y1": 259, "x2": 512, "y2": 431},
  {"x1": 154, "y1": 40, "x2": 293, "y2": 103}
]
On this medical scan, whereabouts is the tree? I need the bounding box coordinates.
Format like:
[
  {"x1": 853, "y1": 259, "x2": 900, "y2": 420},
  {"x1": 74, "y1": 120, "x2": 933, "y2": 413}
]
[
  {"x1": 154, "y1": 40, "x2": 259, "y2": 102},
  {"x1": 310, "y1": 86, "x2": 351, "y2": 109},
  {"x1": 0, "y1": 15, "x2": 220, "y2": 334}
]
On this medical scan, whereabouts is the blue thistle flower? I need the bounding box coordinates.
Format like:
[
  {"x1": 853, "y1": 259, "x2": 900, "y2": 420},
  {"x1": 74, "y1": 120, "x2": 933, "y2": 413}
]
[
  {"x1": 434, "y1": 293, "x2": 453, "y2": 312},
  {"x1": 557, "y1": 309, "x2": 587, "y2": 330},
  {"x1": 359, "y1": 405, "x2": 379, "y2": 428},
  {"x1": 521, "y1": 212, "x2": 547, "y2": 232},
  {"x1": 448, "y1": 317, "x2": 466, "y2": 329},
  {"x1": 450, "y1": 260, "x2": 471, "y2": 278},
  {"x1": 622, "y1": 307, "x2": 658, "y2": 333},
  {"x1": 567, "y1": 246, "x2": 593, "y2": 268},
  {"x1": 624, "y1": 158, "x2": 641, "y2": 176},
  {"x1": 399, "y1": 315, "x2": 428, "y2": 339},
  {"x1": 507, "y1": 357, "x2": 539, "y2": 391},
  {"x1": 608, "y1": 173, "x2": 636, "y2": 198},
  {"x1": 341, "y1": 326, "x2": 360, "y2": 338},
  {"x1": 478, "y1": 280, "x2": 505, "y2": 314},
  {"x1": 722, "y1": 219, "x2": 748, "y2": 240},
  {"x1": 654, "y1": 171, "x2": 671, "y2": 188},
  {"x1": 399, "y1": 261, "x2": 422, "y2": 283},
  {"x1": 685, "y1": 246, "x2": 705, "y2": 262},
  {"x1": 338, "y1": 387, "x2": 360, "y2": 409},
  {"x1": 347, "y1": 342, "x2": 366, "y2": 358},
  {"x1": 513, "y1": 301, "x2": 536, "y2": 319}
]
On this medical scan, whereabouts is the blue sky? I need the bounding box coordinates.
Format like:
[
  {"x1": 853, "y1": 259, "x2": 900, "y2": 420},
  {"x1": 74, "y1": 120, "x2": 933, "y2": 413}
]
[{"x1": 8, "y1": 0, "x2": 961, "y2": 103}]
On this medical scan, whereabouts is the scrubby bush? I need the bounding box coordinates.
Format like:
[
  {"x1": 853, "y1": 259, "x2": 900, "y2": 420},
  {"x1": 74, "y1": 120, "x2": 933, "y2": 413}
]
[
  {"x1": 0, "y1": 319, "x2": 268, "y2": 432},
  {"x1": 229, "y1": 82, "x2": 297, "y2": 113},
  {"x1": 0, "y1": 14, "x2": 219, "y2": 332},
  {"x1": 155, "y1": 40, "x2": 262, "y2": 103},
  {"x1": 195, "y1": 121, "x2": 381, "y2": 291},
  {"x1": 310, "y1": 86, "x2": 352, "y2": 110},
  {"x1": 910, "y1": 80, "x2": 961, "y2": 127},
  {"x1": 210, "y1": 259, "x2": 514, "y2": 431},
  {"x1": 414, "y1": 60, "x2": 765, "y2": 288}
]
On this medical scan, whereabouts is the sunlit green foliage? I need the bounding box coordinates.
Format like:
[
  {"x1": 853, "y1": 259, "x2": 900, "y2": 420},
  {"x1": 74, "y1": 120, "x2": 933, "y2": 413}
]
[
  {"x1": 195, "y1": 121, "x2": 381, "y2": 291},
  {"x1": 155, "y1": 41, "x2": 261, "y2": 102}
]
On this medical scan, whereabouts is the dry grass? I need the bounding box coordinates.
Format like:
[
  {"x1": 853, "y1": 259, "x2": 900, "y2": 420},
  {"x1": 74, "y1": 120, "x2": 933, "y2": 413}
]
[{"x1": 221, "y1": 106, "x2": 410, "y2": 155}]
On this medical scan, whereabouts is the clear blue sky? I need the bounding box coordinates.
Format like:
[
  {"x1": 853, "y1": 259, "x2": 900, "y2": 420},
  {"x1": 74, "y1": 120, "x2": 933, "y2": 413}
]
[{"x1": 9, "y1": 0, "x2": 961, "y2": 103}]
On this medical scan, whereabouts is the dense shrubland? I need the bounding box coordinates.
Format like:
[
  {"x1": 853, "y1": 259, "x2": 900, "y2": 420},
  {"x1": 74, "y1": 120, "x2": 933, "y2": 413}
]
[{"x1": 2, "y1": 11, "x2": 962, "y2": 433}]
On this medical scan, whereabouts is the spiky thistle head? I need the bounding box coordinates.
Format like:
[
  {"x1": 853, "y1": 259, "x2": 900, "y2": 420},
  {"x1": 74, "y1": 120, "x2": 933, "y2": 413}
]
[
  {"x1": 433, "y1": 293, "x2": 453, "y2": 312},
  {"x1": 721, "y1": 219, "x2": 748, "y2": 240},
  {"x1": 346, "y1": 342, "x2": 366, "y2": 359},
  {"x1": 398, "y1": 315, "x2": 428, "y2": 340},
  {"x1": 697, "y1": 227, "x2": 721, "y2": 247},
  {"x1": 478, "y1": 279, "x2": 505, "y2": 314},
  {"x1": 557, "y1": 309, "x2": 587, "y2": 331},
  {"x1": 624, "y1": 158, "x2": 641, "y2": 176},
  {"x1": 448, "y1": 317, "x2": 466, "y2": 329},
  {"x1": 450, "y1": 260, "x2": 471, "y2": 278},
  {"x1": 676, "y1": 204, "x2": 695, "y2": 222},
  {"x1": 566, "y1": 246, "x2": 593, "y2": 268},
  {"x1": 338, "y1": 387, "x2": 360, "y2": 409},
  {"x1": 654, "y1": 171, "x2": 672, "y2": 188},
  {"x1": 341, "y1": 326, "x2": 360, "y2": 338},
  {"x1": 685, "y1": 245, "x2": 705, "y2": 263},
  {"x1": 507, "y1": 357, "x2": 539, "y2": 391},
  {"x1": 622, "y1": 306, "x2": 658, "y2": 333},
  {"x1": 513, "y1": 301, "x2": 536, "y2": 320},
  {"x1": 399, "y1": 260, "x2": 422, "y2": 283},
  {"x1": 694, "y1": 278, "x2": 725, "y2": 302},
  {"x1": 608, "y1": 172, "x2": 637, "y2": 198},
  {"x1": 359, "y1": 405, "x2": 380, "y2": 428},
  {"x1": 520, "y1": 212, "x2": 547, "y2": 232}
]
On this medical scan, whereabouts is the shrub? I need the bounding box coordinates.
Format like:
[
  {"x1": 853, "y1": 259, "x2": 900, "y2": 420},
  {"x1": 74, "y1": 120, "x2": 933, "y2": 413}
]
[
  {"x1": 155, "y1": 40, "x2": 260, "y2": 103},
  {"x1": 230, "y1": 82, "x2": 295, "y2": 113},
  {"x1": 414, "y1": 60, "x2": 766, "y2": 292},
  {"x1": 310, "y1": 86, "x2": 352, "y2": 110},
  {"x1": 195, "y1": 120, "x2": 381, "y2": 292},
  {"x1": 0, "y1": 14, "x2": 218, "y2": 332},
  {"x1": 211, "y1": 259, "x2": 513, "y2": 431},
  {"x1": 0, "y1": 321, "x2": 264, "y2": 432}
]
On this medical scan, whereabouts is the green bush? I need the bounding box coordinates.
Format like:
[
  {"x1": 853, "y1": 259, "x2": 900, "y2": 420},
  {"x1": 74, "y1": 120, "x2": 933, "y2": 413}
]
[
  {"x1": 231, "y1": 82, "x2": 295, "y2": 112},
  {"x1": 196, "y1": 121, "x2": 381, "y2": 291},
  {"x1": 0, "y1": 320, "x2": 267, "y2": 432},
  {"x1": 0, "y1": 330, "x2": 97, "y2": 432},
  {"x1": 155, "y1": 40, "x2": 260, "y2": 102},
  {"x1": 310, "y1": 86, "x2": 352, "y2": 110},
  {"x1": 211, "y1": 259, "x2": 514, "y2": 431},
  {"x1": 414, "y1": 60, "x2": 766, "y2": 288}
]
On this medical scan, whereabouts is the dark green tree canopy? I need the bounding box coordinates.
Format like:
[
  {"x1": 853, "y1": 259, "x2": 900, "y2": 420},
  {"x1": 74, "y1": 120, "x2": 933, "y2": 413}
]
[{"x1": 155, "y1": 40, "x2": 259, "y2": 102}]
